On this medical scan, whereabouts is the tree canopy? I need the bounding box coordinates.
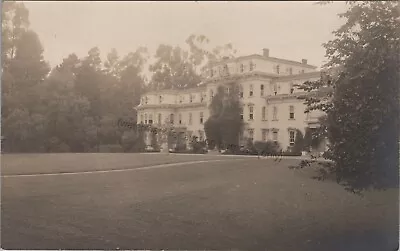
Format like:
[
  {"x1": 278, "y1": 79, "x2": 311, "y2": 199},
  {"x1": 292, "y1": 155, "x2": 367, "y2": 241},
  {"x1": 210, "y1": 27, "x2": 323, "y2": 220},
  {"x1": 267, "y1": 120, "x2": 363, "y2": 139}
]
[
  {"x1": 296, "y1": 1, "x2": 400, "y2": 192},
  {"x1": 204, "y1": 83, "x2": 244, "y2": 150},
  {"x1": 0, "y1": 5, "x2": 238, "y2": 153}
]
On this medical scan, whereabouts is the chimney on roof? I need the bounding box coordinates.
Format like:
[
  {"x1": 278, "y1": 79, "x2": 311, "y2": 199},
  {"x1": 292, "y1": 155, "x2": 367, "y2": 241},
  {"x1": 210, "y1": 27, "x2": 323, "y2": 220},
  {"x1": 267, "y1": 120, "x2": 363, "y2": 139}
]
[
  {"x1": 302, "y1": 59, "x2": 308, "y2": 64},
  {"x1": 263, "y1": 48, "x2": 270, "y2": 57}
]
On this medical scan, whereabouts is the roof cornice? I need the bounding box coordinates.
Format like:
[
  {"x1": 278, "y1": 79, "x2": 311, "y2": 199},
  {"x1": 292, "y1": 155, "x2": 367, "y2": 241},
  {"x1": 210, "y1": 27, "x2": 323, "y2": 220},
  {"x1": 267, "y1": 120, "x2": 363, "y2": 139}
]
[{"x1": 208, "y1": 54, "x2": 318, "y2": 69}]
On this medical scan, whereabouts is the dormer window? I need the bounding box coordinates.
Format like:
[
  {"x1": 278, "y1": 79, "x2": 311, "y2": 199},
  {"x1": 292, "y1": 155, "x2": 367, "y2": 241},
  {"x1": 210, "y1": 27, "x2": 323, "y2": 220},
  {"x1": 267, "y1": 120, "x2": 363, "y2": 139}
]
[{"x1": 249, "y1": 61, "x2": 255, "y2": 71}]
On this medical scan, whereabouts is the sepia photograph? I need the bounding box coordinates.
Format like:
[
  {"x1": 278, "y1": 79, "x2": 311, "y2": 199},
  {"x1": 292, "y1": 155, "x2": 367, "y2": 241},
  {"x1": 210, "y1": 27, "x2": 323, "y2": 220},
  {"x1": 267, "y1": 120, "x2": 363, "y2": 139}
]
[{"x1": 1, "y1": 1, "x2": 399, "y2": 250}]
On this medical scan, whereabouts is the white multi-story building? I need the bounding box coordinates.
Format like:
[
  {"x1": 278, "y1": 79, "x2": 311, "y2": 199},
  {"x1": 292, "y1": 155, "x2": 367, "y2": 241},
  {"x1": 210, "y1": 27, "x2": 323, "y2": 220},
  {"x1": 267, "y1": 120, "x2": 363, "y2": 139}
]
[{"x1": 136, "y1": 48, "x2": 327, "y2": 151}]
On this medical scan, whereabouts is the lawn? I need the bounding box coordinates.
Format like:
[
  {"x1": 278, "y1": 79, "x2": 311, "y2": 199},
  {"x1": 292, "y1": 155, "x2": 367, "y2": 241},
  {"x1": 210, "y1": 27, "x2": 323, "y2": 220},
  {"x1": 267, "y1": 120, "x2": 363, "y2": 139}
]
[{"x1": 1, "y1": 153, "x2": 398, "y2": 250}]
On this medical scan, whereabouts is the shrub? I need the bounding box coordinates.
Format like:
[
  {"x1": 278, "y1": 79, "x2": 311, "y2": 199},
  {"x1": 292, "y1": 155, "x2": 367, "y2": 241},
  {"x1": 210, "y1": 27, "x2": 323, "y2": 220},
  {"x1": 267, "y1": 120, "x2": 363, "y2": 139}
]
[{"x1": 254, "y1": 140, "x2": 281, "y2": 155}]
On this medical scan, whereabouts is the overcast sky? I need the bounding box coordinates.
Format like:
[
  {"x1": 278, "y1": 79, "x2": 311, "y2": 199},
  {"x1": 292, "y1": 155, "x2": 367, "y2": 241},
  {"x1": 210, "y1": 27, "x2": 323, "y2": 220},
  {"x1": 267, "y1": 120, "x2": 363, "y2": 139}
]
[{"x1": 23, "y1": 1, "x2": 347, "y2": 70}]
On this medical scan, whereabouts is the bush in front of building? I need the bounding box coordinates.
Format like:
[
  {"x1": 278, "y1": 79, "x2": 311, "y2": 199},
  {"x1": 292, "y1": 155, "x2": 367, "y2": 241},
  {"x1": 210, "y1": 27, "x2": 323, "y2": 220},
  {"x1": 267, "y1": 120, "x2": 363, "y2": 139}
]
[{"x1": 254, "y1": 140, "x2": 281, "y2": 156}]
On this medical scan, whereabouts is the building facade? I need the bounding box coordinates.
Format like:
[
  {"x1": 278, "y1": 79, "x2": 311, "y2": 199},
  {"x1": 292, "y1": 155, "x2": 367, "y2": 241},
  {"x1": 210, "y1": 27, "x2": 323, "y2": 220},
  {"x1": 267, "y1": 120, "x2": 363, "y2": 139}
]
[{"x1": 136, "y1": 49, "x2": 326, "y2": 151}]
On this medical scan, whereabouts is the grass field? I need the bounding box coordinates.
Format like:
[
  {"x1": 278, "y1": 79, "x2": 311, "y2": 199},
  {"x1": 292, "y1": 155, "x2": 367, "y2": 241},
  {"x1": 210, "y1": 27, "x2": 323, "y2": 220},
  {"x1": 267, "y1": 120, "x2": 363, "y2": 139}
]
[{"x1": 1, "y1": 153, "x2": 398, "y2": 250}]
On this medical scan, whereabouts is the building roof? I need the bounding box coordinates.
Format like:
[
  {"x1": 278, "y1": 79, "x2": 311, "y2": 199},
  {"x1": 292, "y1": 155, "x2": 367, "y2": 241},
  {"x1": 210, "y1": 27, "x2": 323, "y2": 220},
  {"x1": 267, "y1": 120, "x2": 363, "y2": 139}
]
[
  {"x1": 144, "y1": 85, "x2": 207, "y2": 96},
  {"x1": 208, "y1": 54, "x2": 318, "y2": 69}
]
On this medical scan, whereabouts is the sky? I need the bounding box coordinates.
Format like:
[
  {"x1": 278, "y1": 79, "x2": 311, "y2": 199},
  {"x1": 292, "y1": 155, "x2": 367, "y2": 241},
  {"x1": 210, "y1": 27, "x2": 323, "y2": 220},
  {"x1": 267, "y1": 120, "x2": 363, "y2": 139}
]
[{"x1": 23, "y1": 1, "x2": 348, "y2": 70}]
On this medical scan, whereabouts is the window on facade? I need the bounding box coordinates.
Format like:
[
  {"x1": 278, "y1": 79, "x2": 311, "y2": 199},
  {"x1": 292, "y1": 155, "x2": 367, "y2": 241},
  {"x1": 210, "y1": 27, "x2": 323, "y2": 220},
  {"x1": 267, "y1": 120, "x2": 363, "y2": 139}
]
[
  {"x1": 262, "y1": 106, "x2": 266, "y2": 121},
  {"x1": 189, "y1": 113, "x2": 193, "y2": 125},
  {"x1": 249, "y1": 106, "x2": 254, "y2": 120},
  {"x1": 140, "y1": 114, "x2": 144, "y2": 124},
  {"x1": 262, "y1": 129, "x2": 268, "y2": 141},
  {"x1": 179, "y1": 113, "x2": 182, "y2": 124},
  {"x1": 223, "y1": 64, "x2": 229, "y2": 75},
  {"x1": 200, "y1": 93, "x2": 204, "y2": 103},
  {"x1": 158, "y1": 113, "x2": 162, "y2": 124},
  {"x1": 301, "y1": 69, "x2": 305, "y2": 74},
  {"x1": 248, "y1": 129, "x2": 254, "y2": 141},
  {"x1": 260, "y1": 84, "x2": 264, "y2": 96},
  {"x1": 159, "y1": 95, "x2": 162, "y2": 104},
  {"x1": 290, "y1": 82, "x2": 294, "y2": 94},
  {"x1": 145, "y1": 96, "x2": 148, "y2": 104},
  {"x1": 210, "y1": 90, "x2": 214, "y2": 101},
  {"x1": 179, "y1": 96, "x2": 183, "y2": 103},
  {"x1": 240, "y1": 107, "x2": 244, "y2": 120},
  {"x1": 190, "y1": 94, "x2": 193, "y2": 103},
  {"x1": 276, "y1": 65, "x2": 280, "y2": 74},
  {"x1": 200, "y1": 112, "x2": 204, "y2": 124},
  {"x1": 289, "y1": 105, "x2": 295, "y2": 119},
  {"x1": 273, "y1": 83, "x2": 278, "y2": 95},
  {"x1": 249, "y1": 84, "x2": 254, "y2": 97},
  {"x1": 289, "y1": 131, "x2": 295, "y2": 146},
  {"x1": 273, "y1": 131, "x2": 278, "y2": 142},
  {"x1": 249, "y1": 61, "x2": 255, "y2": 71},
  {"x1": 239, "y1": 85, "x2": 244, "y2": 98},
  {"x1": 148, "y1": 114, "x2": 153, "y2": 124},
  {"x1": 273, "y1": 106, "x2": 278, "y2": 120},
  {"x1": 289, "y1": 68, "x2": 293, "y2": 75},
  {"x1": 240, "y1": 64, "x2": 244, "y2": 73},
  {"x1": 144, "y1": 114, "x2": 148, "y2": 124},
  {"x1": 170, "y1": 114, "x2": 174, "y2": 124}
]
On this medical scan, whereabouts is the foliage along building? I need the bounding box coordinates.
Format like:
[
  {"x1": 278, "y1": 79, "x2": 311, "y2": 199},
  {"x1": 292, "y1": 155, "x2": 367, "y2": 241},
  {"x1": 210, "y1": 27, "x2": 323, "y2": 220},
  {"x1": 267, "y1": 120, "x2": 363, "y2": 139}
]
[{"x1": 135, "y1": 48, "x2": 328, "y2": 152}]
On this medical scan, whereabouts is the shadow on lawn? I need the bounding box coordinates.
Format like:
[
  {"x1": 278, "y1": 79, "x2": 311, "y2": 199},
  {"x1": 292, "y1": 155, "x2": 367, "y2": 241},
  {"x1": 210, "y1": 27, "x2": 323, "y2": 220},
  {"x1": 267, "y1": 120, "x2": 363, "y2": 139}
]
[{"x1": 288, "y1": 158, "x2": 399, "y2": 196}]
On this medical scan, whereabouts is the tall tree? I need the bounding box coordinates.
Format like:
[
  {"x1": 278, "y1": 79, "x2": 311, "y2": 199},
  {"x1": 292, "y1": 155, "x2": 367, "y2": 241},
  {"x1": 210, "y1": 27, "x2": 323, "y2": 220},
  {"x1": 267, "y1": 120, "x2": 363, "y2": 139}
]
[
  {"x1": 204, "y1": 83, "x2": 243, "y2": 150},
  {"x1": 297, "y1": 1, "x2": 400, "y2": 192},
  {"x1": 1, "y1": 2, "x2": 50, "y2": 152},
  {"x1": 149, "y1": 34, "x2": 238, "y2": 90},
  {"x1": 149, "y1": 44, "x2": 201, "y2": 90}
]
